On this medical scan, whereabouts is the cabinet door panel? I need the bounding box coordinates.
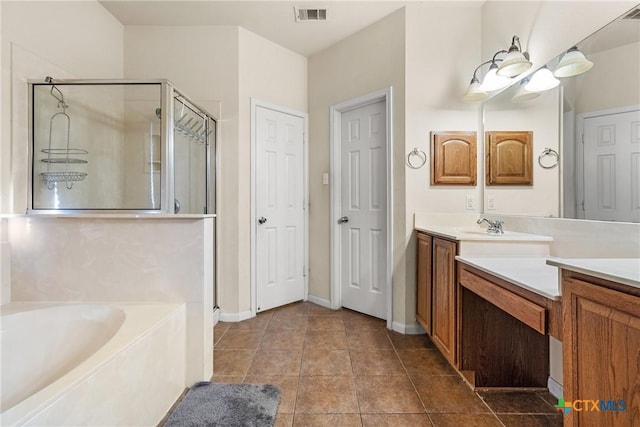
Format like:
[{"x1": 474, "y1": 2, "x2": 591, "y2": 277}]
[
  {"x1": 432, "y1": 237, "x2": 457, "y2": 365},
  {"x1": 431, "y1": 131, "x2": 477, "y2": 185},
  {"x1": 564, "y1": 277, "x2": 640, "y2": 427},
  {"x1": 485, "y1": 131, "x2": 533, "y2": 185},
  {"x1": 416, "y1": 233, "x2": 432, "y2": 335}
]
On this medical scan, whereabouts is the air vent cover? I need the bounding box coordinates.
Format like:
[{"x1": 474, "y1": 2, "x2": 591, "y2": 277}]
[
  {"x1": 294, "y1": 7, "x2": 327, "y2": 22},
  {"x1": 622, "y1": 8, "x2": 640, "y2": 19}
]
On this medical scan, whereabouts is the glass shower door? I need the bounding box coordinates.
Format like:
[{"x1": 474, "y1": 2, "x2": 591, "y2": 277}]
[{"x1": 173, "y1": 96, "x2": 209, "y2": 214}]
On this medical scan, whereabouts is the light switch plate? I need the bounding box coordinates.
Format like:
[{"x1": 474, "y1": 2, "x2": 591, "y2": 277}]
[
  {"x1": 465, "y1": 195, "x2": 474, "y2": 210},
  {"x1": 487, "y1": 195, "x2": 496, "y2": 210}
]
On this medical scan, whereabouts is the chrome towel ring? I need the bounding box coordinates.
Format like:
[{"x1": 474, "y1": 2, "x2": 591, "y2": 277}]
[
  {"x1": 407, "y1": 148, "x2": 427, "y2": 169},
  {"x1": 538, "y1": 147, "x2": 559, "y2": 169}
]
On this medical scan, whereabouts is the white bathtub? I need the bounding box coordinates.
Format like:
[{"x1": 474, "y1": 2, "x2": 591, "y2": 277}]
[{"x1": 0, "y1": 302, "x2": 187, "y2": 426}]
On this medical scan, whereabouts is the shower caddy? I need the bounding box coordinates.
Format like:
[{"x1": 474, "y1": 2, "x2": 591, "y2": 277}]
[{"x1": 40, "y1": 77, "x2": 88, "y2": 190}]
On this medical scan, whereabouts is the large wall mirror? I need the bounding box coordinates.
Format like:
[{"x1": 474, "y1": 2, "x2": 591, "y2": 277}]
[{"x1": 482, "y1": 6, "x2": 640, "y2": 223}]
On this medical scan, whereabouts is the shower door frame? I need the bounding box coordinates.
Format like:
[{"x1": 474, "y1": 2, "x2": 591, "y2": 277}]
[{"x1": 26, "y1": 79, "x2": 216, "y2": 216}]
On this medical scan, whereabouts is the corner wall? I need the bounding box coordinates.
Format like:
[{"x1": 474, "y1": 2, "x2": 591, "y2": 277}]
[
  {"x1": 124, "y1": 25, "x2": 307, "y2": 318},
  {"x1": 1, "y1": 0, "x2": 124, "y2": 214},
  {"x1": 403, "y1": 2, "x2": 482, "y2": 326}
]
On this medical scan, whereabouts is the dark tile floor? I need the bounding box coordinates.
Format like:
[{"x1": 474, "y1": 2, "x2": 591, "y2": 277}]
[{"x1": 213, "y1": 301, "x2": 563, "y2": 427}]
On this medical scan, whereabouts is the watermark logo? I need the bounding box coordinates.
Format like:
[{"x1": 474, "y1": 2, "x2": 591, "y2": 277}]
[{"x1": 555, "y1": 398, "x2": 626, "y2": 415}]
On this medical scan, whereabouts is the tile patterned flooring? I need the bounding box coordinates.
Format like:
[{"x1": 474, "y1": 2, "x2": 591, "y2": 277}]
[{"x1": 213, "y1": 301, "x2": 563, "y2": 427}]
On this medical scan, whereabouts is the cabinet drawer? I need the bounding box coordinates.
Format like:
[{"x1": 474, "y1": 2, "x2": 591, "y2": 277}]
[{"x1": 459, "y1": 268, "x2": 546, "y2": 334}]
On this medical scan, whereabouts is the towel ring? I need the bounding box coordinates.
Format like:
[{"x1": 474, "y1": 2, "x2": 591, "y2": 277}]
[
  {"x1": 538, "y1": 148, "x2": 559, "y2": 169},
  {"x1": 407, "y1": 148, "x2": 427, "y2": 169}
]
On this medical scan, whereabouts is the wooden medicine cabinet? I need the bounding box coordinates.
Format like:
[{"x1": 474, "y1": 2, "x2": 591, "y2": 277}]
[
  {"x1": 485, "y1": 130, "x2": 533, "y2": 185},
  {"x1": 430, "y1": 131, "x2": 477, "y2": 185}
]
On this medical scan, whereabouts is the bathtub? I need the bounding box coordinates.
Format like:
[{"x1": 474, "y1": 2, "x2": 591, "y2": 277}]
[{"x1": 0, "y1": 302, "x2": 186, "y2": 426}]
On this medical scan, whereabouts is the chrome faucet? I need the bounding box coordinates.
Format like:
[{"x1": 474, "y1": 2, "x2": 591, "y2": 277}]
[{"x1": 477, "y1": 218, "x2": 504, "y2": 234}]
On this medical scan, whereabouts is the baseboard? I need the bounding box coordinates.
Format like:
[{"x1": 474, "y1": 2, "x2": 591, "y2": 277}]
[
  {"x1": 547, "y1": 376, "x2": 563, "y2": 400},
  {"x1": 392, "y1": 321, "x2": 426, "y2": 335},
  {"x1": 218, "y1": 310, "x2": 252, "y2": 322},
  {"x1": 212, "y1": 307, "x2": 220, "y2": 326},
  {"x1": 307, "y1": 294, "x2": 332, "y2": 309}
]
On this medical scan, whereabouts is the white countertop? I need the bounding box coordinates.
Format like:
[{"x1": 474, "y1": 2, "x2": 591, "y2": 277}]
[
  {"x1": 416, "y1": 225, "x2": 553, "y2": 242},
  {"x1": 546, "y1": 258, "x2": 640, "y2": 289},
  {"x1": 456, "y1": 257, "x2": 561, "y2": 300}
]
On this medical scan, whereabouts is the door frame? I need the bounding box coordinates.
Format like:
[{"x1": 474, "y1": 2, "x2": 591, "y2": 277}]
[
  {"x1": 250, "y1": 99, "x2": 309, "y2": 317},
  {"x1": 329, "y1": 87, "x2": 393, "y2": 328}
]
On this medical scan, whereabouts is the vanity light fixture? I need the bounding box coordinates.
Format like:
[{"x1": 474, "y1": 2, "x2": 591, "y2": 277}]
[
  {"x1": 511, "y1": 77, "x2": 541, "y2": 103},
  {"x1": 463, "y1": 60, "x2": 490, "y2": 102},
  {"x1": 463, "y1": 75, "x2": 489, "y2": 102},
  {"x1": 497, "y1": 36, "x2": 533, "y2": 77},
  {"x1": 525, "y1": 66, "x2": 560, "y2": 92},
  {"x1": 479, "y1": 60, "x2": 512, "y2": 92},
  {"x1": 463, "y1": 35, "x2": 532, "y2": 102},
  {"x1": 554, "y1": 46, "x2": 594, "y2": 77}
]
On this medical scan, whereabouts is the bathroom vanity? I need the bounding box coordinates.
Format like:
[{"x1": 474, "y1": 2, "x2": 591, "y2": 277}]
[
  {"x1": 548, "y1": 259, "x2": 640, "y2": 427},
  {"x1": 415, "y1": 225, "x2": 558, "y2": 388},
  {"x1": 415, "y1": 219, "x2": 640, "y2": 426}
]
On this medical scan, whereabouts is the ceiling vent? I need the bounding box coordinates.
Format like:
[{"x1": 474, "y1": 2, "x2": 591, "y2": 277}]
[
  {"x1": 294, "y1": 7, "x2": 327, "y2": 22},
  {"x1": 622, "y1": 8, "x2": 640, "y2": 19}
]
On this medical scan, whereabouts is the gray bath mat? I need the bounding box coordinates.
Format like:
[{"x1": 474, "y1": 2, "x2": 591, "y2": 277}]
[{"x1": 163, "y1": 382, "x2": 281, "y2": 427}]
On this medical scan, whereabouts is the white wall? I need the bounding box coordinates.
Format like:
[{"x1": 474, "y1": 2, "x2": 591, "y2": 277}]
[
  {"x1": 403, "y1": 2, "x2": 482, "y2": 325},
  {"x1": 124, "y1": 25, "x2": 307, "y2": 317},
  {"x1": 574, "y1": 41, "x2": 640, "y2": 114},
  {"x1": 0, "y1": 1, "x2": 124, "y2": 214}
]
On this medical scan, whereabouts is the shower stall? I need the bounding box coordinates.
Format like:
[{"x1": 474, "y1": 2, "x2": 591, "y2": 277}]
[{"x1": 28, "y1": 79, "x2": 216, "y2": 215}]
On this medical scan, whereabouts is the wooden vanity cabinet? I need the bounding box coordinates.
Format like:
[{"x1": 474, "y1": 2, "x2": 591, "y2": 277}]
[
  {"x1": 432, "y1": 237, "x2": 457, "y2": 365},
  {"x1": 416, "y1": 231, "x2": 458, "y2": 366},
  {"x1": 416, "y1": 232, "x2": 432, "y2": 334},
  {"x1": 562, "y1": 271, "x2": 640, "y2": 427}
]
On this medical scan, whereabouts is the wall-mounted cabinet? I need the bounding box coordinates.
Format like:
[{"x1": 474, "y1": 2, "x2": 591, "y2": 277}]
[
  {"x1": 485, "y1": 131, "x2": 533, "y2": 186},
  {"x1": 430, "y1": 131, "x2": 477, "y2": 186}
]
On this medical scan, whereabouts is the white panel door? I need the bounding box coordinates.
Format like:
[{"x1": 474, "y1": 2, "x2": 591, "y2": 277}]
[
  {"x1": 340, "y1": 100, "x2": 387, "y2": 319},
  {"x1": 584, "y1": 109, "x2": 640, "y2": 222},
  {"x1": 256, "y1": 106, "x2": 304, "y2": 312}
]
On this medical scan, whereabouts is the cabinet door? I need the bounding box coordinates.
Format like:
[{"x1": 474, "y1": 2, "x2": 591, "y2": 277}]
[
  {"x1": 563, "y1": 277, "x2": 640, "y2": 427},
  {"x1": 430, "y1": 131, "x2": 477, "y2": 185},
  {"x1": 432, "y1": 237, "x2": 457, "y2": 365},
  {"x1": 485, "y1": 131, "x2": 533, "y2": 185},
  {"x1": 416, "y1": 233, "x2": 432, "y2": 335}
]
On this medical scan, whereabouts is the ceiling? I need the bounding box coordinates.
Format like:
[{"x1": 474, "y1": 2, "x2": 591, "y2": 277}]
[{"x1": 99, "y1": 0, "x2": 421, "y2": 57}]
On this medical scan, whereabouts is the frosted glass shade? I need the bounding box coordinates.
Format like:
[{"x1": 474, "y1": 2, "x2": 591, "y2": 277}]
[
  {"x1": 512, "y1": 79, "x2": 541, "y2": 103},
  {"x1": 497, "y1": 50, "x2": 533, "y2": 77},
  {"x1": 463, "y1": 80, "x2": 488, "y2": 102},
  {"x1": 525, "y1": 67, "x2": 560, "y2": 92},
  {"x1": 480, "y1": 63, "x2": 512, "y2": 92},
  {"x1": 554, "y1": 47, "x2": 594, "y2": 77}
]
